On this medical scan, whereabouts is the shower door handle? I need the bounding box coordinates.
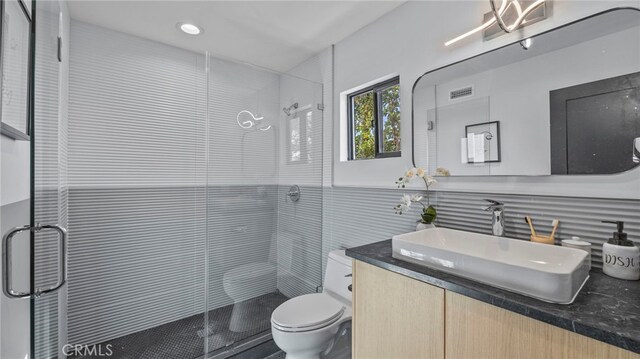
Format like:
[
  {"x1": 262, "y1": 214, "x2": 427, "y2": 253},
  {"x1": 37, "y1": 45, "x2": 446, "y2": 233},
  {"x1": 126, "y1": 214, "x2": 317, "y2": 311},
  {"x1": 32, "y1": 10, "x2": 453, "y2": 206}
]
[
  {"x1": 34, "y1": 224, "x2": 68, "y2": 297},
  {"x1": 2, "y1": 224, "x2": 67, "y2": 299},
  {"x1": 2, "y1": 225, "x2": 31, "y2": 298}
]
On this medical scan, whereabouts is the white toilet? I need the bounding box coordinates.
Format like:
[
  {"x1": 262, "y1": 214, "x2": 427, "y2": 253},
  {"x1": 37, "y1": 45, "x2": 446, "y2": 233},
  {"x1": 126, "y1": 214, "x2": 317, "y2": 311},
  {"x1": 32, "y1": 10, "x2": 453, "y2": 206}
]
[
  {"x1": 271, "y1": 250, "x2": 352, "y2": 359},
  {"x1": 223, "y1": 232, "x2": 281, "y2": 332},
  {"x1": 223, "y1": 262, "x2": 277, "y2": 332}
]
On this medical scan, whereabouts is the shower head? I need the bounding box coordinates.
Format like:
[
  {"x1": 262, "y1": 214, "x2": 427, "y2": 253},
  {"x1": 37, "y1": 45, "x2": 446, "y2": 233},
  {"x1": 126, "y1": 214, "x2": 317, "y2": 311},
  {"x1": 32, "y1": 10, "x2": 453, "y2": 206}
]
[{"x1": 283, "y1": 102, "x2": 299, "y2": 116}]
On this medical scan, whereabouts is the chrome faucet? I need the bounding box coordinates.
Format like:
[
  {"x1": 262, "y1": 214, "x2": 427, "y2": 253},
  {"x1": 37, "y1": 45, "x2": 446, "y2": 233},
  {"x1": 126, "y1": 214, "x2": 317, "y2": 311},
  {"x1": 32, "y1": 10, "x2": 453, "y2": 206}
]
[{"x1": 482, "y1": 199, "x2": 505, "y2": 237}]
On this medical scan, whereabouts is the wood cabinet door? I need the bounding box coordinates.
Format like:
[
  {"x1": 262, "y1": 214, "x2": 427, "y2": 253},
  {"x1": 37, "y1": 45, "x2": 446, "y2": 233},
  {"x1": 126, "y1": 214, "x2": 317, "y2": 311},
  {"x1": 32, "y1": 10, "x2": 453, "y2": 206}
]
[
  {"x1": 352, "y1": 261, "x2": 445, "y2": 359},
  {"x1": 445, "y1": 291, "x2": 639, "y2": 359}
]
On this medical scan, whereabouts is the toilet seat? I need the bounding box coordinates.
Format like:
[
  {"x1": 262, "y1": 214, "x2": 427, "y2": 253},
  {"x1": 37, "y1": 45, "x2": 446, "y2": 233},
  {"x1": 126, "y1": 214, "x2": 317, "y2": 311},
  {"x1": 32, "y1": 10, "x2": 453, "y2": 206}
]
[{"x1": 271, "y1": 294, "x2": 346, "y2": 333}]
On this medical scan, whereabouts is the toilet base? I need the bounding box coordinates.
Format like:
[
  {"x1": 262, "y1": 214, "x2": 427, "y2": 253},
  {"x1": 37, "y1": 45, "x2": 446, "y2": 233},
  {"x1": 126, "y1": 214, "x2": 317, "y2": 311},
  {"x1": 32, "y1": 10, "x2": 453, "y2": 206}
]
[{"x1": 229, "y1": 300, "x2": 270, "y2": 333}]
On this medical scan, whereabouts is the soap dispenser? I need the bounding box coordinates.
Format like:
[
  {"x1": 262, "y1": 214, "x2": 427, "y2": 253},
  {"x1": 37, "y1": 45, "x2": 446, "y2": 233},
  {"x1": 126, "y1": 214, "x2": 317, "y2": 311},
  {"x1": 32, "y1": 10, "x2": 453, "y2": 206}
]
[{"x1": 601, "y1": 221, "x2": 640, "y2": 281}]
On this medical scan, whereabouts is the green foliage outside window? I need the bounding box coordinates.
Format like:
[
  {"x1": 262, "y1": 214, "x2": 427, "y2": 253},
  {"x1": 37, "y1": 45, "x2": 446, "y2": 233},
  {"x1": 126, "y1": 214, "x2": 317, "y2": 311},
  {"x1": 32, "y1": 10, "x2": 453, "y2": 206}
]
[
  {"x1": 381, "y1": 85, "x2": 401, "y2": 153},
  {"x1": 351, "y1": 82, "x2": 401, "y2": 160},
  {"x1": 352, "y1": 92, "x2": 376, "y2": 159}
]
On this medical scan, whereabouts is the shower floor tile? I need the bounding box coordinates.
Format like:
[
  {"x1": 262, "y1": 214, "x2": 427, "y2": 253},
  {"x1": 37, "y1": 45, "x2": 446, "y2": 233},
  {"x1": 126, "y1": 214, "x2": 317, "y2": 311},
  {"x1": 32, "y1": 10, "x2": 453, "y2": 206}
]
[
  {"x1": 71, "y1": 292, "x2": 288, "y2": 359},
  {"x1": 262, "y1": 352, "x2": 286, "y2": 359}
]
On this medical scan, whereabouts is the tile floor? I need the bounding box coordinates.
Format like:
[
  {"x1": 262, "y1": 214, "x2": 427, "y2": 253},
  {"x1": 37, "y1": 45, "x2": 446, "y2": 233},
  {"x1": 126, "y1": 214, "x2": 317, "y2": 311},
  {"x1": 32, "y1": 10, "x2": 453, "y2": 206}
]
[{"x1": 71, "y1": 292, "x2": 288, "y2": 359}]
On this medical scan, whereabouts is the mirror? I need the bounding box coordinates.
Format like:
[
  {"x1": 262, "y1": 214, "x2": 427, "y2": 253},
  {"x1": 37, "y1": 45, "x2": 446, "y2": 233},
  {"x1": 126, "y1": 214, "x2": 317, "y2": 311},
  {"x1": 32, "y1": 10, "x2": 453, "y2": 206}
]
[
  {"x1": 0, "y1": 0, "x2": 32, "y2": 140},
  {"x1": 412, "y1": 8, "x2": 640, "y2": 176}
]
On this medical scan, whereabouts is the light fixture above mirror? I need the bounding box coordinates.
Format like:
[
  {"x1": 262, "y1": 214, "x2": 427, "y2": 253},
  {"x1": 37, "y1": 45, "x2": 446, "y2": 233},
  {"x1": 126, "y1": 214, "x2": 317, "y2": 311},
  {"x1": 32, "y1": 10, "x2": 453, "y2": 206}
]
[{"x1": 445, "y1": 0, "x2": 549, "y2": 47}]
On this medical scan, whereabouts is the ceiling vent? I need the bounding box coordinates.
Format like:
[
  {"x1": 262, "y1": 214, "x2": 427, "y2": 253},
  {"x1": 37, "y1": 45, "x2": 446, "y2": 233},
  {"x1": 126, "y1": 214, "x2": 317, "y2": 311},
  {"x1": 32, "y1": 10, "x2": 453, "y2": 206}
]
[{"x1": 449, "y1": 86, "x2": 474, "y2": 100}]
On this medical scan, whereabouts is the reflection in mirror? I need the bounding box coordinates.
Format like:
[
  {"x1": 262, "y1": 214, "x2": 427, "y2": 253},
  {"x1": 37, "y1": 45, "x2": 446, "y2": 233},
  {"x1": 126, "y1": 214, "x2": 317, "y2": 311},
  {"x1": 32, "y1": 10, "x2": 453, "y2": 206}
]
[
  {"x1": 413, "y1": 8, "x2": 640, "y2": 176},
  {"x1": 289, "y1": 116, "x2": 301, "y2": 161},
  {"x1": 550, "y1": 72, "x2": 640, "y2": 174},
  {"x1": 1, "y1": 0, "x2": 31, "y2": 139}
]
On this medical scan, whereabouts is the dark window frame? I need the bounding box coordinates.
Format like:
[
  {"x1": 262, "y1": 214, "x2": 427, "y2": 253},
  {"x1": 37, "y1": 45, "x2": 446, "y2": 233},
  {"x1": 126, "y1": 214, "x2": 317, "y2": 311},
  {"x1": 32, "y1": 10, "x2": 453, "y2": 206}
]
[{"x1": 347, "y1": 77, "x2": 401, "y2": 160}]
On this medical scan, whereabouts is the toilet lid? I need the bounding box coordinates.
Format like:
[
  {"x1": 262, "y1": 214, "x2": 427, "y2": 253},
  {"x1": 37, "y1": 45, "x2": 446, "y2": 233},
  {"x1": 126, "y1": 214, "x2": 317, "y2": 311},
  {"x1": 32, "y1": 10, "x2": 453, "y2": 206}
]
[{"x1": 271, "y1": 294, "x2": 345, "y2": 332}]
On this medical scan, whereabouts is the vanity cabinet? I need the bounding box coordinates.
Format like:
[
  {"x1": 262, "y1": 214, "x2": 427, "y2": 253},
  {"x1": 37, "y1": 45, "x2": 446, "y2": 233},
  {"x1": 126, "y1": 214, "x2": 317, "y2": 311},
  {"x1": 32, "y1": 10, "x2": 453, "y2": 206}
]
[
  {"x1": 445, "y1": 291, "x2": 637, "y2": 359},
  {"x1": 352, "y1": 260, "x2": 639, "y2": 359},
  {"x1": 352, "y1": 260, "x2": 445, "y2": 359}
]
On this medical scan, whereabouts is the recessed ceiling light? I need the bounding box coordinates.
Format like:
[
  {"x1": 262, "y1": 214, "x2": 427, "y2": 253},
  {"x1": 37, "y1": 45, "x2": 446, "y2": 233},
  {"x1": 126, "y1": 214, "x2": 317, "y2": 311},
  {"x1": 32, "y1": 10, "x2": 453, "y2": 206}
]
[{"x1": 177, "y1": 23, "x2": 202, "y2": 35}]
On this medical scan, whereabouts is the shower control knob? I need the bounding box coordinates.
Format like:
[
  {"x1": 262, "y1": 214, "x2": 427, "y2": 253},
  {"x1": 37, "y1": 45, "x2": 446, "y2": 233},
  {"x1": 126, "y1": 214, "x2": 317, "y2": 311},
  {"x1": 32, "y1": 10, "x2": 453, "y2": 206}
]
[{"x1": 286, "y1": 185, "x2": 300, "y2": 202}]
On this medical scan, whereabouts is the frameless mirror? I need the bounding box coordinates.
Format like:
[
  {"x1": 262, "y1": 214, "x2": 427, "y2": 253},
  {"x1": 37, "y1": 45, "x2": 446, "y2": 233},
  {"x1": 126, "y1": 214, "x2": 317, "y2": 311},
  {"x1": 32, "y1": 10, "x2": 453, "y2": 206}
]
[{"x1": 412, "y1": 8, "x2": 640, "y2": 176}]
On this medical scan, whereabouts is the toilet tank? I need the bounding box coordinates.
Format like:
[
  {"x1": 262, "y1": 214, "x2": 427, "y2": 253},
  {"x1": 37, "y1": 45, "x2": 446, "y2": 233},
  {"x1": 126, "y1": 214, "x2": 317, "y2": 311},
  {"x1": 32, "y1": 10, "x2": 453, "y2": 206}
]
[{"x1": 323, "y1": 250, "x2": 352, "y2": 302}]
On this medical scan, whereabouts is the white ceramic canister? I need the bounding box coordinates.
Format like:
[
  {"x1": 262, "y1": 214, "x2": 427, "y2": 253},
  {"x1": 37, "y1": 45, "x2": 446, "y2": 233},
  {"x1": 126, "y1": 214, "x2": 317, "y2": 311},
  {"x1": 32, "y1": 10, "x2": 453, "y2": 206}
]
[{"x1": 561, "y1": 236, "x2": 592, "y2": 269}]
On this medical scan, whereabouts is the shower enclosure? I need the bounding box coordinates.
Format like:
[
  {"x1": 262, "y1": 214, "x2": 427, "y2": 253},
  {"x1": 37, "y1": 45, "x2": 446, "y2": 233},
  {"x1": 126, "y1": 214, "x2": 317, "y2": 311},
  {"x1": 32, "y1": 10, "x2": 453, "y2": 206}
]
[{"x1": 1, "y1": 2, "x2": 324, "y2": 358}]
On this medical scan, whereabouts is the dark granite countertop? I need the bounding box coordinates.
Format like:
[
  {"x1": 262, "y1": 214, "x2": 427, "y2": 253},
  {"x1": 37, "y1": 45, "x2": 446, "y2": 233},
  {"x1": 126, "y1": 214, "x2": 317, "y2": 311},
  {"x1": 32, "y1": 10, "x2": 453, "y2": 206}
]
[{"x1": 346, "y1": 240, "x2": 640, "y2": 354}]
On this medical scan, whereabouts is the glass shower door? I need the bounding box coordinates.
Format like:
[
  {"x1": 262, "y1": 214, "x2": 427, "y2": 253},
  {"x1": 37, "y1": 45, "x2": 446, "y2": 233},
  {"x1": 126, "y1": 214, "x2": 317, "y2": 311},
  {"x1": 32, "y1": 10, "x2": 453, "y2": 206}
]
[
  {"x1": 204, "y1": 53, "x2": 324, "y2": 357},
  {"x1": 27, "y1": 2, "x2": 210, "y2": 357},
  {"x1": 51, "y1": 22, "x2": 209, "y2": 359},
  {"x1": 31, "y1": 1, "x2": 68, "y2": 357},
  {"x1": 0, "y1": 0, "x2": 34, "y2": 356},
  {"x1": 1, "y1": 1, "x2": 68, "y2": 358},
  {"x1": 8, "y1": 5, "x2": 326, "y2": 356},
  {"x1": 204, "y1": 56, "x2": 285, "y2": 355}
]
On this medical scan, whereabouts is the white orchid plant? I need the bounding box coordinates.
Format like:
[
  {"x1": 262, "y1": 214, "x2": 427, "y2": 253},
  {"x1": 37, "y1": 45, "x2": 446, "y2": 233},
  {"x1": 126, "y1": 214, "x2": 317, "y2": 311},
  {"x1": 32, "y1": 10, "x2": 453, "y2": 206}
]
[{"x1": 394, "y1": 167, "x2": 437, "y2": 224}]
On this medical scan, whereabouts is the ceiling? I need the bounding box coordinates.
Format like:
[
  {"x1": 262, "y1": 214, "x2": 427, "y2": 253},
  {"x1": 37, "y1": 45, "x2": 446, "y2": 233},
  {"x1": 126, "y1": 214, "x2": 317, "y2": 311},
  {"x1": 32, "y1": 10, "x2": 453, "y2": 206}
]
[{"x1": 67, "y1": 1, "x2": 406, "y2": 72}]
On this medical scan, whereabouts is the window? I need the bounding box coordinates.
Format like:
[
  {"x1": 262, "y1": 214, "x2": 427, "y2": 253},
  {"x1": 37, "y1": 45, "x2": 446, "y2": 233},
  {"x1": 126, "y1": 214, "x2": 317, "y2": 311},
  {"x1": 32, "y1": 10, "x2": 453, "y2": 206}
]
[{"x1": 348, "y1": 77, "x2": 400, "y2": 160}]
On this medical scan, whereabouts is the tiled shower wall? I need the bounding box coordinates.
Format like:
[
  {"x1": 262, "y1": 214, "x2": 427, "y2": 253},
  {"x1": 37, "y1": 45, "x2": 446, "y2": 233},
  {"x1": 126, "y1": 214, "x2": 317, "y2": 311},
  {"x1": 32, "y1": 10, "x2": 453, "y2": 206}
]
[
  {"x1": 67, "y1": 20, "x2": 324, "y2": 348},
  {"x1": 68, "y1": 21, "x2": 207, "y2": 346},
  {"x1": 65, "y1": 182, "x2": 325, "y2": 347},
  {"x1": 276, "y1": 185, "x2": 323, "y2": 298}
]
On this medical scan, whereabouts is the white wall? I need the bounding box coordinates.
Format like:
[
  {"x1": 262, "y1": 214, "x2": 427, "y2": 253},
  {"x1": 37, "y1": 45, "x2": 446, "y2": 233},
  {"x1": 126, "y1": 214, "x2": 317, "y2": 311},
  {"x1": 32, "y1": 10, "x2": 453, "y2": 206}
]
[
  {"x1": 0, "y1": 139, "x2": 30, "y2": 206},
  {"x1": 332, "y1": 0, "x2": 640, "y2": 199}
]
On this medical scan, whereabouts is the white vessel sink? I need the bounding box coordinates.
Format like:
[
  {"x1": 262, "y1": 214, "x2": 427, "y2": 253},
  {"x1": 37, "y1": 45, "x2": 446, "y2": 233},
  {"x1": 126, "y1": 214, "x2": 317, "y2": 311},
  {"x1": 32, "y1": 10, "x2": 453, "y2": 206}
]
[{"x1": 392, "y1": 227, "x2": 590, "y2": 304}]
